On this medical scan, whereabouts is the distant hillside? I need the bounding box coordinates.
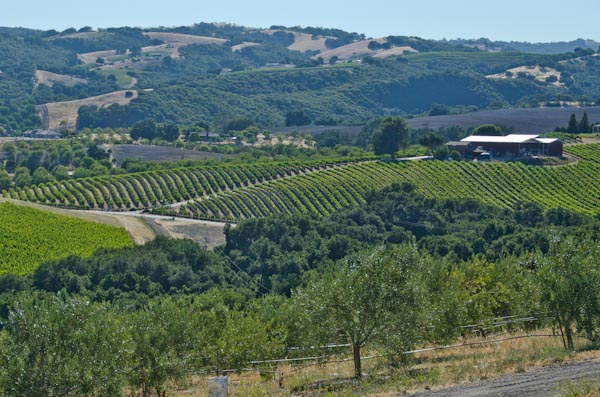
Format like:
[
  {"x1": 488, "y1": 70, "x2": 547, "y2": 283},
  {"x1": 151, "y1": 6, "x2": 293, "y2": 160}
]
[
  {"x1": 450, "y1": 38, "x2": 600, "y2": 54},
  {"x1": 1, "y1": 22, "x2": 600, "y2": 132},
  {"x1": 406, "y1": 106, "x2": 600, "y2": 133}
]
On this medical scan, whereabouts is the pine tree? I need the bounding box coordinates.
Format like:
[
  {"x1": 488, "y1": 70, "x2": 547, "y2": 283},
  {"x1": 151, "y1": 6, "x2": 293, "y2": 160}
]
[
  {"x1": 579, "y1": 112, "x2": 590, "y2": 133},
  {"x1": 567, "y1": 113, "x2": 579, "y2": 134}
]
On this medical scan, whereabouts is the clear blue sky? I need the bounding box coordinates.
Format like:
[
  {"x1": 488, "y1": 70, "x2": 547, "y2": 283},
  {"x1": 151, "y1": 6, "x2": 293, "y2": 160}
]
[{"x1": 2, "y1": 0, "x2": 599, "y2": 42}]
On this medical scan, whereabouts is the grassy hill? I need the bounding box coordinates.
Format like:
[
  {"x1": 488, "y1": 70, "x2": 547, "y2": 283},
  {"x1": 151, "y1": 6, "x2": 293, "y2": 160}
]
[{"x1": 0, "y1": 202, "x2": 132, "y2": 275}]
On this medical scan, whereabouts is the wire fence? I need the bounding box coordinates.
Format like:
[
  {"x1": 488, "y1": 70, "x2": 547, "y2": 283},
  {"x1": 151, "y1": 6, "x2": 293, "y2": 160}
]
[{"x1": 183, "y1": 312, "x2": 558, "y2": 377}]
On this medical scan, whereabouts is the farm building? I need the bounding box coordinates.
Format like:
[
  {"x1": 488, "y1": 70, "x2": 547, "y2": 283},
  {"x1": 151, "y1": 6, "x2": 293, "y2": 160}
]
[
  {"x1": 23, "y1": 129, "x2": 62, "y2": 139},
  {"x1": 447, "y1": 134, "x2": 563, "y2": 159}
]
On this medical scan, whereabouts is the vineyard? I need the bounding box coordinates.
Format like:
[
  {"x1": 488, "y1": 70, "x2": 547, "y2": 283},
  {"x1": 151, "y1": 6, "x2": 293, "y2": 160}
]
[
  {"x1": 0, "y1": 202, "x2": 132, "y2": 275},
  {"x1": 174, "y1": 159, "x2": 600, "y2": 220},
  {"x1": 1, "y1": 158, "x2": 369, "y2": 211},
  {"x1": 564, "y1": 143, "x2": 600, "y2": 162},
  {"x1": 4, "y1": 146, "x2": 600, "y2": 222}
]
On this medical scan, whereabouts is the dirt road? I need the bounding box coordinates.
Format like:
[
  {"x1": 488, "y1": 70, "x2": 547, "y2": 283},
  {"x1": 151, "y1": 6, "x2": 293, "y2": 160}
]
[{"x1": 410, "y1": 358, "x2": 600, "y2": 397}]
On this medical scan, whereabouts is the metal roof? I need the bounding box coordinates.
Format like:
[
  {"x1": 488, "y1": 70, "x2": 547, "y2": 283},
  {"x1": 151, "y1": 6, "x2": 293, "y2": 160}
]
[
  {"x1": 461, "y1": 134, "x2": 540, "y2": 144},
  {"x1": 446, "y1": 141, "x2": 471, "y2": 146},
  {"x1": 536, "y1": 138, "x2": 560, "y2": 144}
]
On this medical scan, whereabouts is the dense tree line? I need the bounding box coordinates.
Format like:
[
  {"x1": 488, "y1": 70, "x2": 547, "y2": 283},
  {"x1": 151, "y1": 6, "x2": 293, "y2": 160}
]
[{"x1": 0, "y1": 185, "x2": 599, "y2": 392}]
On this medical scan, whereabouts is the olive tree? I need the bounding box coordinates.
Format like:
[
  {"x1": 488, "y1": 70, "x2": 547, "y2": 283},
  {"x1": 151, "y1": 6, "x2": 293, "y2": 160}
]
[
  {"x1": 292, "y1": 245, "x2": 428, "y2": 378},
  {"x1": 537, "y1": 238, "x2": 600, "y2": 349},
  {"x1": 0, "y1": 292, "x2": 128, "y2": 397}
]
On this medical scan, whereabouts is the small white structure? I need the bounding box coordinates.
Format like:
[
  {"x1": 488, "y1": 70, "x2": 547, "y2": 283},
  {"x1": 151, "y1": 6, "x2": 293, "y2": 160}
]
[{"x1": 208, "y1": 376, "x2": 228, "y2": 397}]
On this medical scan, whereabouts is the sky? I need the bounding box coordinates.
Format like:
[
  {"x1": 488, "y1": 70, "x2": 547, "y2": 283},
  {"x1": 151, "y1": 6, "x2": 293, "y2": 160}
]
[{"x1": 2, "y1": 0, "x2": 599, "y2": 43}]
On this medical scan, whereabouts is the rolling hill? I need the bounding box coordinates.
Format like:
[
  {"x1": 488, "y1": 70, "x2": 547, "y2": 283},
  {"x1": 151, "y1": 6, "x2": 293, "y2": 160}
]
[{"x1": 1, "y1": 22, "x2": 600, "y2": 132}]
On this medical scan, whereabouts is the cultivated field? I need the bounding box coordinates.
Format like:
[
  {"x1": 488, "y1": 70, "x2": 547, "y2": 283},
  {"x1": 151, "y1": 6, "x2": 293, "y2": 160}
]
[
  {"x1": 109, "y1": 144, "x2": 230, "y2": 165},
  {"x1": 34, "y1": 70, "x2": 88, "y2": 87},
  {"x1": 40, "y1": 89, "x2": 138, "y2": 130},
  {"x1": 406, "y1": 106, "x2": 600, "y2": 133},
  {"x1": 0, "y1": 201, "x2": 132, "y2": 275}
]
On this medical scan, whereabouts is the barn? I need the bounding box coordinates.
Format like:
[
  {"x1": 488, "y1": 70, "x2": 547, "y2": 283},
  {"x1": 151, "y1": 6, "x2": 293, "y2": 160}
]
[{"x1": 447, "y1": 134, "x2": 563, "y2": 159}]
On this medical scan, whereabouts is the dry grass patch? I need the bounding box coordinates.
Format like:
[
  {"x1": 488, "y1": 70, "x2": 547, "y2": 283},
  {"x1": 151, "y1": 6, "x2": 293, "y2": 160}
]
[
  {"x1": 316, "y1": 38, "x2": 417, "y2": 61},
  {"x1": 288, "y1": 32, "x2": 331, "y2": 52},
  {"x1": 167, "y1": 330, "x2": 599, "y2": 396},
  {"x1": 77, "y1": 49, "x2": 119, "y2": 64},
  {"x1": 34, "y1": 70, "x2": 88, "y2": 87},
  {"x1": 487, "y1": 65, "x2": 563, "y2": 86},
  {"x1": 41, "y1": 90, "x2": 138, "y2": 130},
  {"x1": 231, "y1": 42, "x2": 261, "y2": 52}
]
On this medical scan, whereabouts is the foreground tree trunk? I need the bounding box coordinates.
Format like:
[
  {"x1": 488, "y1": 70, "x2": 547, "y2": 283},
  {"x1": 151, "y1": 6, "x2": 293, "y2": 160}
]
[
  {"x1": 353, "y1": 343, "x2": 362, "y2": 378},
  {"x1": 565, "y1": 323, "x2": 574, "y2": 350}
]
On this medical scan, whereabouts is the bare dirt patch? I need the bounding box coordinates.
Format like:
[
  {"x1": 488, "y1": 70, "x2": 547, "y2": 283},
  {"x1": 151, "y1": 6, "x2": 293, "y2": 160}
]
[
  {"x1": 146, "y1": 217, "x2": 227, "y2": 249},
  {"x1": 35, "y1": 70, "x2": 88, "y2": 87},
  {"x1": 487, "y1": 65, "x2": 563, "y2": 86},
  {"x1": 41, "y1": 90, "x2": 138, "y2": 131}
]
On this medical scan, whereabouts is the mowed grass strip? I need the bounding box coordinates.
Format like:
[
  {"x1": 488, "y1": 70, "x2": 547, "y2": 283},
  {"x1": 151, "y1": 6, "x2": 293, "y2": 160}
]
[{"x1": 0, "y1": 202, "x2": 132, "y2": 275}]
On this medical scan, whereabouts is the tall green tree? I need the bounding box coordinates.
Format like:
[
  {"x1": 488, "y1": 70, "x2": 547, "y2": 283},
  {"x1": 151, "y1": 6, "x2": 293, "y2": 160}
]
[
  {"x1": 372, "y1": 116, "x2": 409, "y2": 160},
  {"x1": 292, "y1": 245, "x2": 427, "y2": 378},
  {"x1": 0, "y1": 170, "x2": 11, "y2": 191},
  {"x1": 537, "y1": 238, "x2": 600, "y2": 349},
  {"x1": 567, "y1": 113, "x2": 579, "y2": 134},
  {"x1": 419, "y1": 132, "x2": 444, "y2": 154},
  {"x1": 14, "y1": 166, "x2": 31, "y2": 188},
  {"x1": 472, "y1": 124, "x2": 503, "y2": 136},
  {"x1": 126, "y1": 297, "x2": 207, "y2": 397},
  {"x1": 130, "y1": 119, "x2": 158, "y2": 141},
  {"x1": 579, "y1": 111, "x2": 590, "y2": 133}
]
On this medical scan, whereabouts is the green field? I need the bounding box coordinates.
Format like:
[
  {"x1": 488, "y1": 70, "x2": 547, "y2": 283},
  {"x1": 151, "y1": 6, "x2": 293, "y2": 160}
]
[{"x1": 0, "y1": 202, "x2": 132, "y2": 275}]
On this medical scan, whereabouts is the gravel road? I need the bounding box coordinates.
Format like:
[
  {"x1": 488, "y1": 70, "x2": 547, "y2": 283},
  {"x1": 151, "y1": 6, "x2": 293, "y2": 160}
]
[{"x1": 410, "y1": 359, "x2": 600, "y2": 397}]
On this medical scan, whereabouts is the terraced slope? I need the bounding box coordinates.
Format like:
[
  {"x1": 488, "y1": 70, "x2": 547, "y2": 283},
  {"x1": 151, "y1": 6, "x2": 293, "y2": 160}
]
[
  {"x1": 175, "y1": 160, "x2": 600, "y2": 220},
  {"x1": 2, "y1": 158, "x2": 368, "y2": 210},
  {"x1": 565, "y1": 143, "x2": 600, "y2": 162},
  {"x1": 0, "y1": 202, "x2": 132, "y2": 275},
  {"x1": 6, "y1": 149, "x2": 600, "y2": 222}
]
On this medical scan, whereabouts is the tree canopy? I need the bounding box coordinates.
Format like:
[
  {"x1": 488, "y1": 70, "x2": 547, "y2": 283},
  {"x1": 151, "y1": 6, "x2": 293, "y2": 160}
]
[{"x1": 372, "y1": 116, "x2": 409, "y2": 159}]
